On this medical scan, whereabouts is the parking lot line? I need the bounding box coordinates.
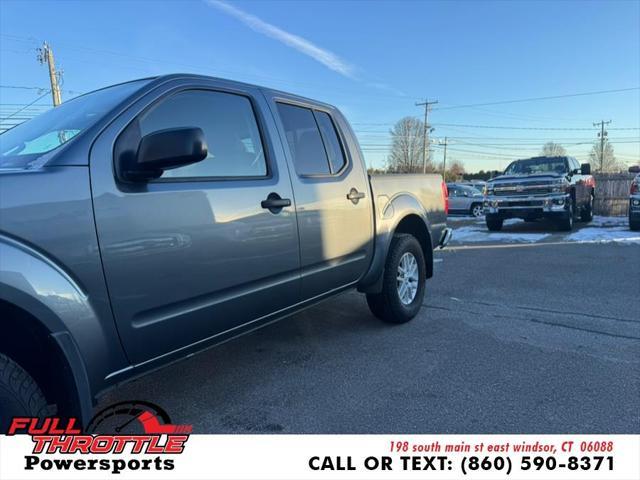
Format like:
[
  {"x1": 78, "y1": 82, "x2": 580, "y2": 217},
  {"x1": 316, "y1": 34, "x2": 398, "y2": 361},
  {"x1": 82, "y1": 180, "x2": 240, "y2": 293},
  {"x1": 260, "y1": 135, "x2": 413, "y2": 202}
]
[{"x1": 443, "y1": 238, "x2": 640, "y2": 250}]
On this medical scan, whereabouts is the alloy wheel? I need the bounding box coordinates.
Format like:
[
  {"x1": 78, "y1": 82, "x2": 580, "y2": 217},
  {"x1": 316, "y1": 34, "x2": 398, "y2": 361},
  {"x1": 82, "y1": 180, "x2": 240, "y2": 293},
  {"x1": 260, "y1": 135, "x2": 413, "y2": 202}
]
[{"x1": 396, "y1": 252, "x2": 419, "y2": 305}]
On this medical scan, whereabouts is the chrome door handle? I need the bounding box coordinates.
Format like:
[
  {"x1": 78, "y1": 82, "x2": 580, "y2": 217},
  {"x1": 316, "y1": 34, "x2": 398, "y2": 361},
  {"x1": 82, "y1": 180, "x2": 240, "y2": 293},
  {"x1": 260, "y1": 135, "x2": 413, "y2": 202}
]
[{"x1": 347, "y1": 188, "x2": 365, "y2": 204}]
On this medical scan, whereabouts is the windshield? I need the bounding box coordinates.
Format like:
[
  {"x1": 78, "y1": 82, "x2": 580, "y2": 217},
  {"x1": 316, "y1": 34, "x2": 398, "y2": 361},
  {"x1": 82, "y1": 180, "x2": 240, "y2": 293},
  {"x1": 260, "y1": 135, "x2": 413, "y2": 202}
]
[
  {"x1": 462, "y1": 185, "x2": 482, "y2": 196},
  {"x1": 504, "y1": 157, "x2": 568, "y2": 176},
  {"x1": 0, "y1": 79, "x2": 149, "y2": 169}
]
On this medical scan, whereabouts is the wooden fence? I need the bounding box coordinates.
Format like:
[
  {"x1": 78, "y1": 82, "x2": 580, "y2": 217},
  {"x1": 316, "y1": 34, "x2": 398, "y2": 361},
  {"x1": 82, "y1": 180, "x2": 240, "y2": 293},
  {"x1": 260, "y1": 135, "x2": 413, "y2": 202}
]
[{"x1": 593, "y1": 173, "x2": 634, "y2": 216}]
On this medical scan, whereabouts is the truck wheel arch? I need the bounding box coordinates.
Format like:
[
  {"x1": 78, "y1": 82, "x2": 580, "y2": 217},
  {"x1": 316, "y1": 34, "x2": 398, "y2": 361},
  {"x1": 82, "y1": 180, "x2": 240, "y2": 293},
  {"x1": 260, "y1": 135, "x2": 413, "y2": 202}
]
[
  {"x1": 0, "y1": 299, "x2": 93, "y2": 427},
  {"x1": 358, "y1": 208, "x2": 433, "y2": 294},
  {"x1": 393, "y1": 214, "x2": 433, "y2": 279}
]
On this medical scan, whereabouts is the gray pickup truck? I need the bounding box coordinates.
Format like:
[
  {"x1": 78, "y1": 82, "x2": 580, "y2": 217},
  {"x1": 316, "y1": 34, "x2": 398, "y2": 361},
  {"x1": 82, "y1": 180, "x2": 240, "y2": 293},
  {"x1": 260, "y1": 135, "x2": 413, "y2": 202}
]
[{"x1": 0, "y1": 74, "x2": 451, "y2": 429}]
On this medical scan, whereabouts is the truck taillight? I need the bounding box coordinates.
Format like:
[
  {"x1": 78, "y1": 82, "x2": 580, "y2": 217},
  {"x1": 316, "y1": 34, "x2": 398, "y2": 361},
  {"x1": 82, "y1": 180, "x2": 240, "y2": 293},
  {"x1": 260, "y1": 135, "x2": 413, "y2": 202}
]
[
  {"x1": 632, "y1": 182, "x2": 639, "y2": 195},
  {"x1": 441, "y1": 181, "x2": 449, "y2": 214}
]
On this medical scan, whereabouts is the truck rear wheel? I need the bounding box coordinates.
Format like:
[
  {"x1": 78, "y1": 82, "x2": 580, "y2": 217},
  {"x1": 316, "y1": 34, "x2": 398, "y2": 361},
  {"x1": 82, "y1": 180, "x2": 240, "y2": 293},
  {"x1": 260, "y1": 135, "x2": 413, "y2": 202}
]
[
  {"x1": 0, "y1": 353, "x2": 49, "y2": 433},
  {"x1": 366, "y1": 234, "x2": 425, "y2": 324},
  {"x1": 630, "y1": 214, "x2": 640, "y2": 231},
  {"x1": 486, "y1": 215, "x2": 503, "y2": 231}
]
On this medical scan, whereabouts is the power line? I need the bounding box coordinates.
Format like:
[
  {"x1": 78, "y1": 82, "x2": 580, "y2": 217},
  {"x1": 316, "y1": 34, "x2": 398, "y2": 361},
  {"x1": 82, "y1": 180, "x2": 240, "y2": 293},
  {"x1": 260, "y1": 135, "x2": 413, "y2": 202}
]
[
  {"x1": 355, "y1": 135, "x2": 640, "y2": 144},
  {"x1": 353, "y1": 122, "x2": 639, "y2": 131},
  {"x1": 355, "y1": 131, "x2": 639, "y2": 140},
  {"x1": 433, "y1": 87, "x2": 640, "y2": 111},
  {"x1": 432, "y1": 123, "x2": 639, "y2": 131},
  {"x1": 0, "y1": 85, "x2": 46, "y2": 91},
  {"x1": 0, "y1": 90, "x2": 51, "y2": 122},
  {"x1": 0, "y1": 85, "x2": 80, "y2": 95}
]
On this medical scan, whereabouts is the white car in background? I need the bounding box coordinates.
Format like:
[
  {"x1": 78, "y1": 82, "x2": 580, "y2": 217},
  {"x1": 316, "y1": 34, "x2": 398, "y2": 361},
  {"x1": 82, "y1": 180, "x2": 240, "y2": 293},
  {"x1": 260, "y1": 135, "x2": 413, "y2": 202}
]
[{"x1": 447, "y1": 183, "x2": 485, "y2": 217}]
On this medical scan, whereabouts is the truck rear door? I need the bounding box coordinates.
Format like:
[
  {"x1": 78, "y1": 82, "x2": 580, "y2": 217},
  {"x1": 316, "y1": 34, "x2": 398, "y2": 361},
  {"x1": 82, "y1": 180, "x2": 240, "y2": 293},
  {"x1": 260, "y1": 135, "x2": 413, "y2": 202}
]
[
  {"x1": 90, "y1": 79, "x2": 301, "y2": 364},
  {"x1": 266, "y1": 94, "x2": 374, "y2": 300}
]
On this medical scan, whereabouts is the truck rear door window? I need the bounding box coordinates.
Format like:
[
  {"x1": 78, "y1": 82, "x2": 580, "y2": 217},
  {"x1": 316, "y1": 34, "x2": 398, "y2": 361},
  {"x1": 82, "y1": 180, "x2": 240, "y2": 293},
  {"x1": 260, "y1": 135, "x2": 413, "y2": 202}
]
[
  {"x1": 276, "y1": 103, "x2": 331, "y2": 176},
  {"x1": 314, "y1": 110, "x2": 346, "y2": 174}
]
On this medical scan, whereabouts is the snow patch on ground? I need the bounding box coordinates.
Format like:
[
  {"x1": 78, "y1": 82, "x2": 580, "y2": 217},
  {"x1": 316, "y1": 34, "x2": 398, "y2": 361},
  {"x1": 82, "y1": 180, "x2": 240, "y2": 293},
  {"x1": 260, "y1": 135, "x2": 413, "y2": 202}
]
[
  {"x1": 448, "y1": 216, "x2": 637, "y2": 245},
  {"x1": 452, "y1": 226, "x2": 550, "y2": 243},
  {"x1": 504, "y1": 218, "x2": 524, "y2": 226},
  {"x1": 447, "y1": 216, "x2": 523, "y2": 226},
  {"x1": 446, "y1": 216, "x2": 475, "y2": 222},
  {"x1": 566, "y1": 227, "x2": 640, "y2": 244},
  {"x1": 589, "y1": 216, "x2": 628, "y2": 228}
]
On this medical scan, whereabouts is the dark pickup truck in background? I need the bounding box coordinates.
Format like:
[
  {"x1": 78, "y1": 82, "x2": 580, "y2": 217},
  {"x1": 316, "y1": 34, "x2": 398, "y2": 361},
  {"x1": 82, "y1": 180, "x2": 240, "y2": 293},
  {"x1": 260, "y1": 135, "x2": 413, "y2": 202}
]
[
  {"x1": 0, "y1": 74, "x2": 451, "y2": 429},
  {"x1": 483, "y1": 156, "x2": 595, "y2": 231}
]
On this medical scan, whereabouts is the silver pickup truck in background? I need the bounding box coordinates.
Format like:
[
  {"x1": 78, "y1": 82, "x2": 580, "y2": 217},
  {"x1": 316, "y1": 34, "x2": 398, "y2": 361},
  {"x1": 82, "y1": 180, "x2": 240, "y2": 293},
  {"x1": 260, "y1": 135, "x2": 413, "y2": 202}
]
[{"x1": 0, "y1": 74, "x2": 451, "y2": 429}]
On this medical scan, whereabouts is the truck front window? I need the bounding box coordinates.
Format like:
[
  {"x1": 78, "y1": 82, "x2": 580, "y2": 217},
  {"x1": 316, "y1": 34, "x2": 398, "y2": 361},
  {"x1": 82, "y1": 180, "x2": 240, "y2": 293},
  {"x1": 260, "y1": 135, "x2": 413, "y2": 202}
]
[{"x1": 504, "y1": 158, "x2": 568, "y2": 175}]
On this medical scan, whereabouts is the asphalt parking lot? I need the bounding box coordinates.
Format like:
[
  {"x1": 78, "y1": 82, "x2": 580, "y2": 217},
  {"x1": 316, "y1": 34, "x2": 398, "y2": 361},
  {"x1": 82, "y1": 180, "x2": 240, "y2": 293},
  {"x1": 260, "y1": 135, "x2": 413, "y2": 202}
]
[{"x1": 97, "y1": 216, "x2": 640, "y2": 433}]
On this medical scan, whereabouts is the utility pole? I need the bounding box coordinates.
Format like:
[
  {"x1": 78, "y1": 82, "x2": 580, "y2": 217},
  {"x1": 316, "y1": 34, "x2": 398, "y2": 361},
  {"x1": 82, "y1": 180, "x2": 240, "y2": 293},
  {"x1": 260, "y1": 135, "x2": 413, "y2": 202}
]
[
  {"x1": 416, "y1": 99, "x2": 438, "y2": 173},
  {"x1": 592, "y1": 120, "x2": 611, "y2": 172},
  {"x1": 37, "y1": 42, "x2": 63, "y2": 106},
  {"x1": 442, "y1": 136, "x2": 448, "y2": 180}
]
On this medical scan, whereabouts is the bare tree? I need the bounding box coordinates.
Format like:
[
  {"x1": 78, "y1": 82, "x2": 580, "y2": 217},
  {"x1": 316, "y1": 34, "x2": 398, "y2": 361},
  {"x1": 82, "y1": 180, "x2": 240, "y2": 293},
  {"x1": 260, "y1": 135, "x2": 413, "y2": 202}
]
[
  {"x1": 589, "y1": 139, "x2": 624, "y2": 172},
  {"x1": 448, "y1": 160, "x2": 465, "y2": 180},
  {"x1": 435, "y1": 159, "x2": 465, "y2": 181},
  {"x1": 541, "y1": 141, "x2": 566, "y2": 156},
  {"x1": 387, "y1": 117, "x2": 432, "y2": 173}
]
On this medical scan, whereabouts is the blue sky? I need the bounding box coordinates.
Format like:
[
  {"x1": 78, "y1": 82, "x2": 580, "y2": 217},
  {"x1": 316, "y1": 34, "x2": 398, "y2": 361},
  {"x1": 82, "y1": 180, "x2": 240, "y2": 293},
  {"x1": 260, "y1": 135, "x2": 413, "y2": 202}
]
[{"x1": 1, "y1": 0, "x2": 638, "y2": 171}]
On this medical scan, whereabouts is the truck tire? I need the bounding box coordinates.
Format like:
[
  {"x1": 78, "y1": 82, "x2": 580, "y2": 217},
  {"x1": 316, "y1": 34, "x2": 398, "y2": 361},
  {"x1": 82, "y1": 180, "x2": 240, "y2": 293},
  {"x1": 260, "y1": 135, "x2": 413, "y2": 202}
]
[
  {"x1": 365, "y1": 234, "x2": 425, "y2": 324},
  {"x1": 470, "y1": 203, "x2": 483, "y2": 218},
  {"x1": 557, "y1": 199, "x2": 574, "y2": 231},
  {"x1": 0, "y1": 353, "x2": 49, "y2": 433},
  {"x1": 486, "y1": 215, "x2": 503, "y2": 231},
  {"x1": 580, "y1": 194, "x2": 594, "y2": 222},
  {"x1": 630, "y1": 214, "x2": 640, "y2": 231}
]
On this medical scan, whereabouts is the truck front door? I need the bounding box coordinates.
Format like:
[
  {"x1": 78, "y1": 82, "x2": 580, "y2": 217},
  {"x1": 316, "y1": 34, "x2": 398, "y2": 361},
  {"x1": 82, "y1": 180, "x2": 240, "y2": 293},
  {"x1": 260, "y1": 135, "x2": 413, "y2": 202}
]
[{"x1": 90, "y1": 81, "x2": 300, "y2": 363}]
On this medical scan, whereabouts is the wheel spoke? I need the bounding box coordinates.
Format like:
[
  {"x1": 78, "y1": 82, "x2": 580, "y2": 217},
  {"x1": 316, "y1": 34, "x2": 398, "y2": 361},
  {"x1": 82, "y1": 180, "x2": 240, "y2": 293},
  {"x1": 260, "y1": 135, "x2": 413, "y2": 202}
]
[
  {"x1": 398, "y1": 282, "x2": 407, "y2": 299},
  {"x1": 397, "y1": 252, "x2": 419, "y2": 305}
]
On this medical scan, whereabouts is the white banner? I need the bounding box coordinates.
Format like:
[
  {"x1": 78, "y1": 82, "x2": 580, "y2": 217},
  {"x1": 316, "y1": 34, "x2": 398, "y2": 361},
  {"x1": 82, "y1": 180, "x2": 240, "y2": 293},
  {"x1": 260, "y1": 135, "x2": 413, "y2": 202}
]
[{"x1": 1, "y1": 434, "x2": 638, "y2": 480}]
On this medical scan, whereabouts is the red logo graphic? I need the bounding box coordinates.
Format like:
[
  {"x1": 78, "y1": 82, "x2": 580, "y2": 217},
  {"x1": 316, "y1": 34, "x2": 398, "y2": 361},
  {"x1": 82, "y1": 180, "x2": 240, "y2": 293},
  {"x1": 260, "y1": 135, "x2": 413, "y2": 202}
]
[{"x1": 7, "y1": 401, "x2": 193, "y2": 474}]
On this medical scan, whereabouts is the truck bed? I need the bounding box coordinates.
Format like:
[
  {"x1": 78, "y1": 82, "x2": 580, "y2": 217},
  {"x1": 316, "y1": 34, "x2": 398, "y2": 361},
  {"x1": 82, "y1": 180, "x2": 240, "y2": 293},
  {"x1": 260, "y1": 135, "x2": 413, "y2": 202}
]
[{"x1": 369, "y1": 173, "x2": 448, "y2": 245}]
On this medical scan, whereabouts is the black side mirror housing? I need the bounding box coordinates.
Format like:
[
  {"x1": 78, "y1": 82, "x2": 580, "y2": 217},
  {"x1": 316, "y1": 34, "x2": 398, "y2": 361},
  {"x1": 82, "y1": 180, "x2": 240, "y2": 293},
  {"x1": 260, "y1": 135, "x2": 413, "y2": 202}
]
[
  {"x1": 581, "y1": 163, "x2": 591, "y2": 175},
  {"x1": 124, "y1": 127, "x2": 208, "y2": 181}
]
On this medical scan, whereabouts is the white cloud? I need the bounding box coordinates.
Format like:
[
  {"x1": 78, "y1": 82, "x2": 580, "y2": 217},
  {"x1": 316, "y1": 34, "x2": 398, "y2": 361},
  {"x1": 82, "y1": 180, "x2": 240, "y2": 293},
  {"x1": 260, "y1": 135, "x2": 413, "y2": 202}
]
[{"x1": 205, "y1": 0, "x2": 356, "y2": 79}]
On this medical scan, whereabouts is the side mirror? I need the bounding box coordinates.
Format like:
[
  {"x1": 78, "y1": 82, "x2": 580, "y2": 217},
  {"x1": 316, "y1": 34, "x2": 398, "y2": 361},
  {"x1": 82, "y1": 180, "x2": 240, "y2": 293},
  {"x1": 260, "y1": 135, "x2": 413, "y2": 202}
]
[
  {"x1": 124, "y1": 127, "x2": 208, "y2": 181},
  {"x1": 580, "y1": 163, "x2": 591, "y2": 175},
  {"x1": 629, "y1": 165, "x2": 640, "y2": 174}
]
